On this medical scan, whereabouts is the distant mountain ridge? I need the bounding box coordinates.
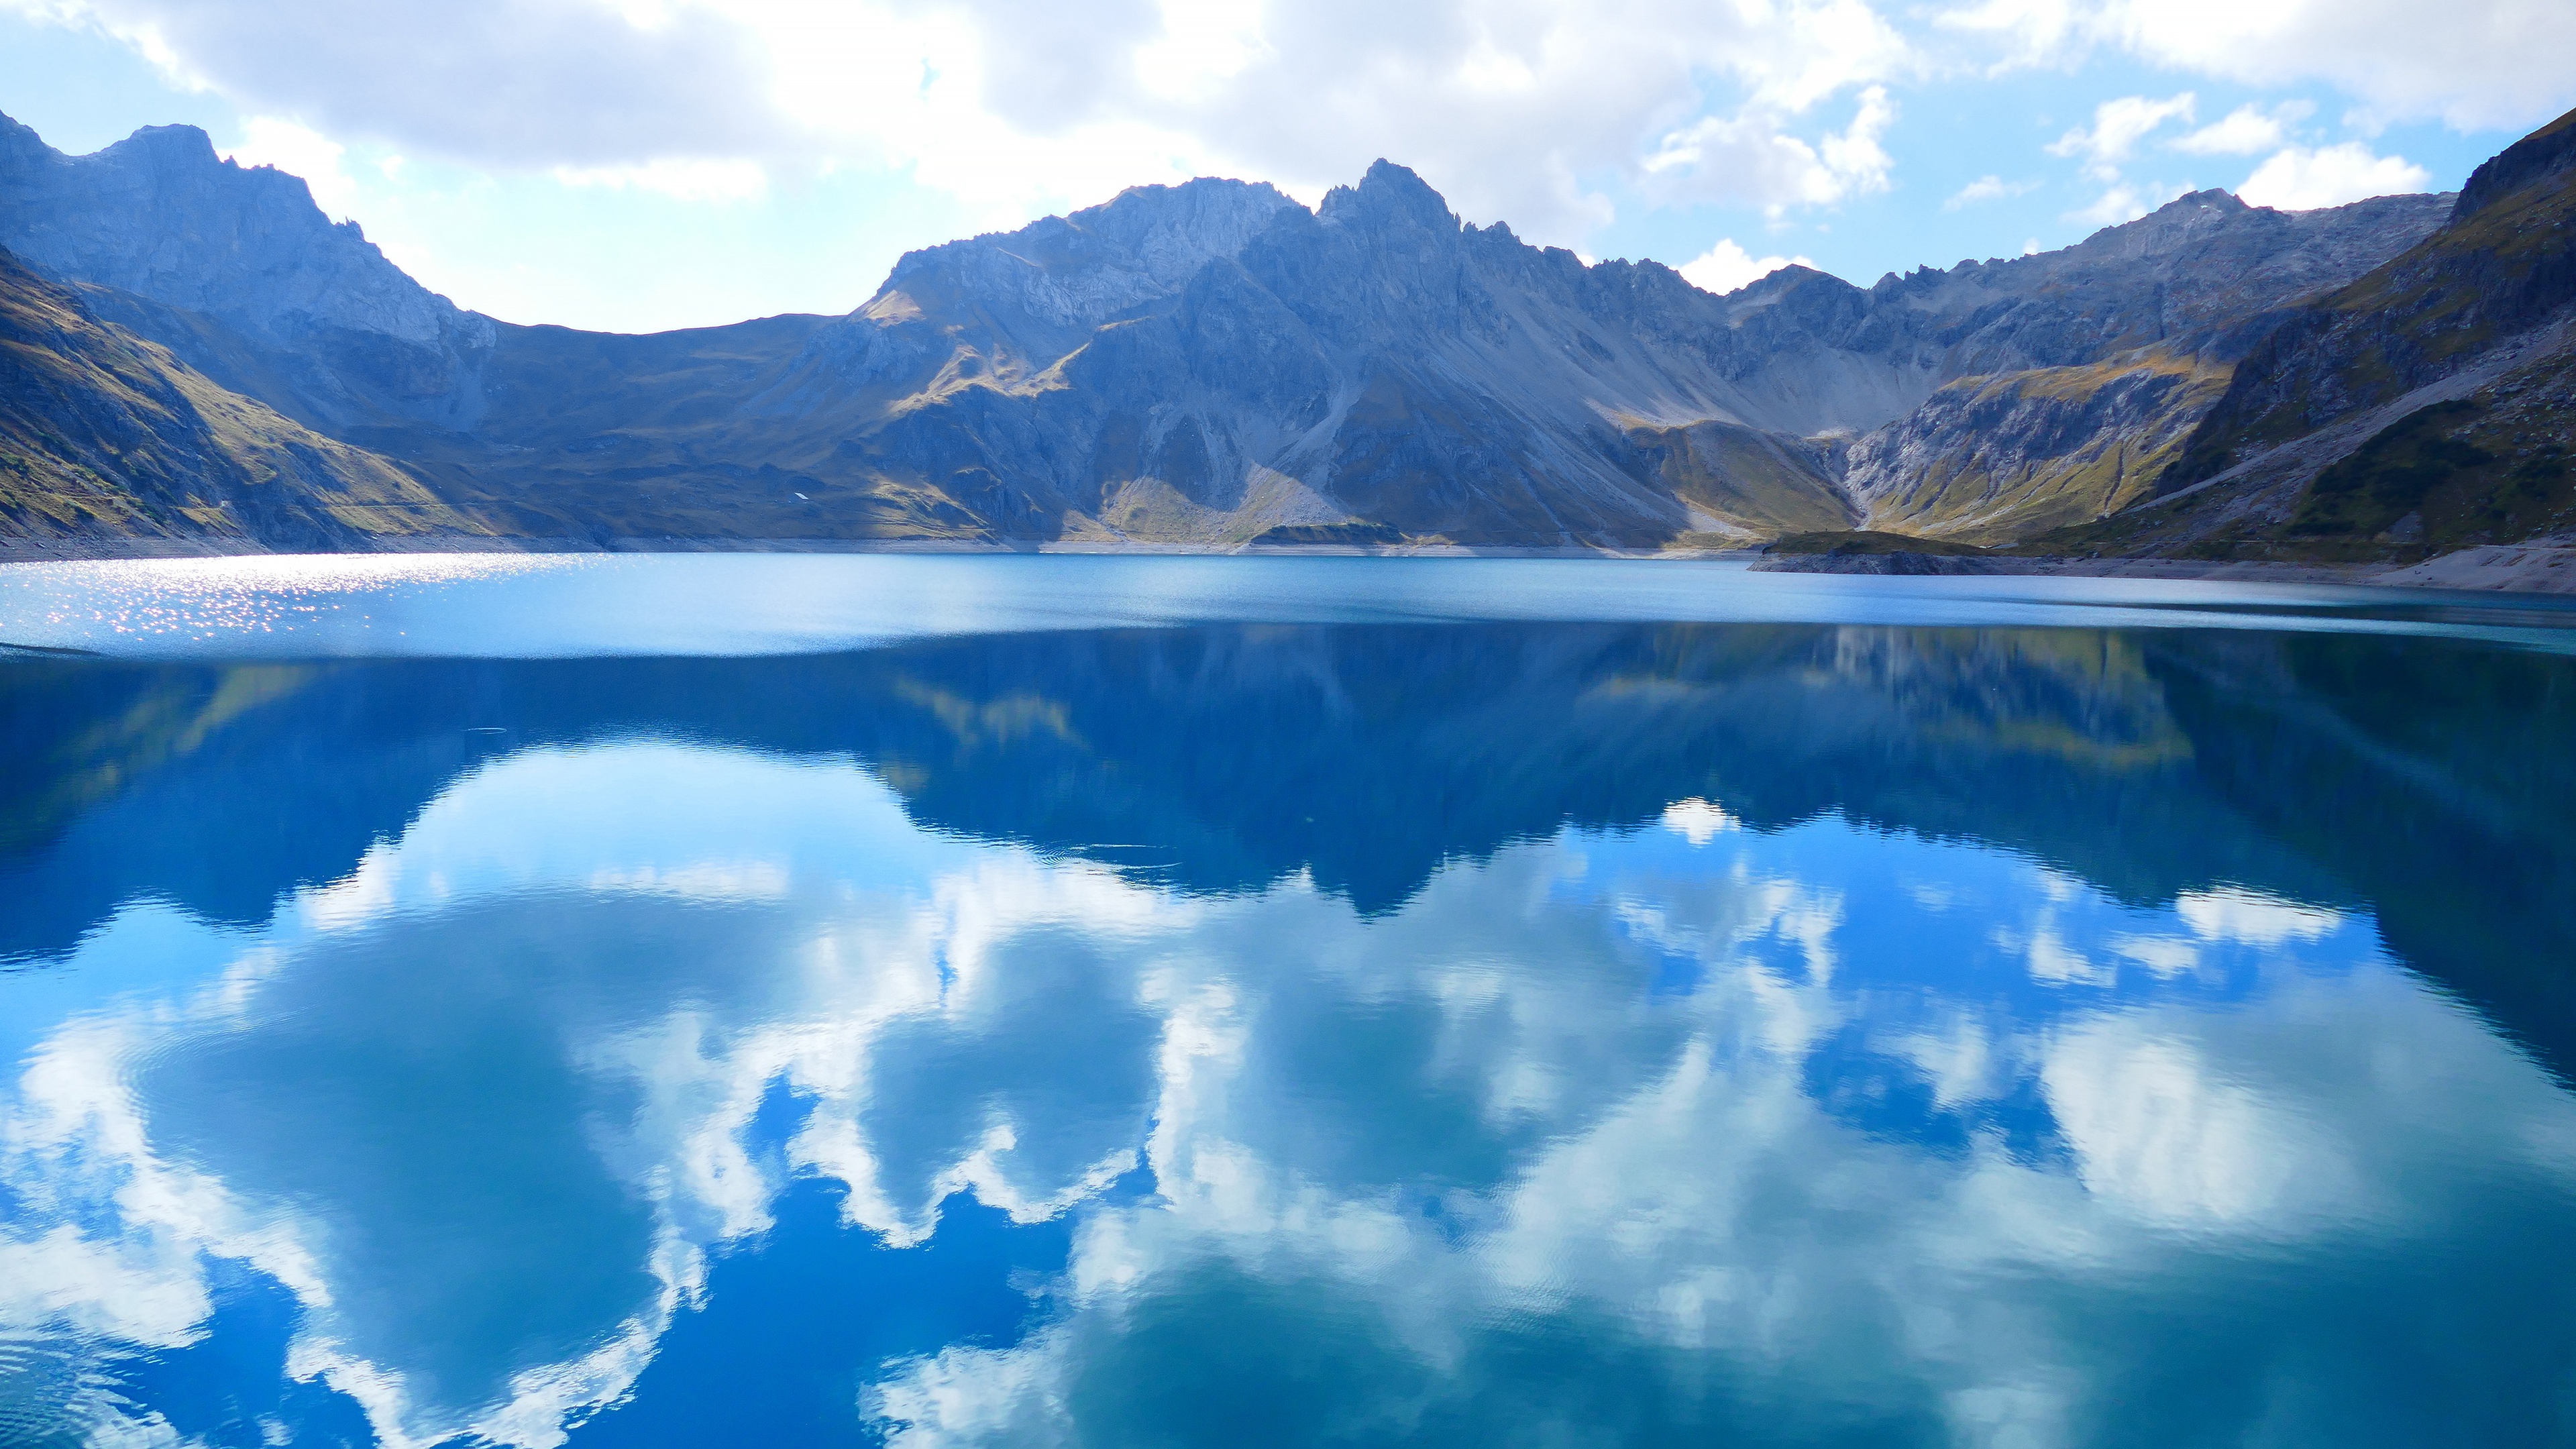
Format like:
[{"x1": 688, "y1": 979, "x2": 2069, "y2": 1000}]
[{"x1": 3, "y1": 104, "x2": 2568, "y2": 559}]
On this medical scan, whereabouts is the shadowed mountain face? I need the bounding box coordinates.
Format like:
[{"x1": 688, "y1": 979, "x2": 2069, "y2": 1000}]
[
  {"x1": 0, "y1": 111, "x2": 2461, "y2": 549},
  {"x1": 7, "y1": 621, "x2": 2571, "y2": 1081}
]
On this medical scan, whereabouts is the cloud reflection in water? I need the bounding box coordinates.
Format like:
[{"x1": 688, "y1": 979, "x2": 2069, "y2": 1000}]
[{"x1": 0, "y1": 619, "x2": 2572, "y2": 1447}]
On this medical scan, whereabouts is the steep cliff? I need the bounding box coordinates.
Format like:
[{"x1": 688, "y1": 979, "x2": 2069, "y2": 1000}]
[
  {"x1": 0, "y1": 114, "x2": 496, "y2": 439},
  {"x1": 452, "y1": 168, "x2": 2432, "y2": 547}
]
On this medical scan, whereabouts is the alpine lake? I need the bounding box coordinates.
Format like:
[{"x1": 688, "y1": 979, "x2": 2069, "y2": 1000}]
[{"x1": 3, "y1": 553, "x2": 2574, "y2": 1448}]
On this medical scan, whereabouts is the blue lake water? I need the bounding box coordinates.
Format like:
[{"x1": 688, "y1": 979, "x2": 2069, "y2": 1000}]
[{"x1": 1, "y1": 554, "x2": 2573, "y2": 1447}]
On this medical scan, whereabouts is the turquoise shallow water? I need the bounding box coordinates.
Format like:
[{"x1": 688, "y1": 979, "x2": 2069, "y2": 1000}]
[{"x1": 1, "y1": 556, "x2": 2573, "y2": 1447}]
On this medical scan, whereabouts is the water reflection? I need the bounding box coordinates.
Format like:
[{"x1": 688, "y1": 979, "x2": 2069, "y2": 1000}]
[{"x1": 2, "y1": 621, "x2": 2573, "y2": 1446}]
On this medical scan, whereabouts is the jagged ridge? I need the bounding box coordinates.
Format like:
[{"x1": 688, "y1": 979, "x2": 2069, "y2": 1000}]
[{"x1": 0, "y1": 109, "x2": 2504, "y2": 551}]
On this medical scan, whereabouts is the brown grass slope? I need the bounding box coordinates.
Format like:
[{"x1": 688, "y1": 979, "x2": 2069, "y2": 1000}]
[
  {"x1": 0, "y1": 247, "x2": 478, "y2": 546},
  {"x1": 1851, "y1": 352, "x2": 2233, "y2": 544}
]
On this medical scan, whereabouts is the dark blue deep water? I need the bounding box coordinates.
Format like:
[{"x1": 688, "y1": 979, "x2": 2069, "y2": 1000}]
[{"x1": 2, "y1": 555, "x2": 2573, "y2": 1448}]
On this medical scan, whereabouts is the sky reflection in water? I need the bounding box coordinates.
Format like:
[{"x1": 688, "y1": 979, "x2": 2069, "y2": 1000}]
[{"x1": 2, "y1": 559, "x2": 2574, "y2": 1448}]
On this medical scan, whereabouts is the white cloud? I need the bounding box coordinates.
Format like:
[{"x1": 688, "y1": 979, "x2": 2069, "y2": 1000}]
[
  {"x1": 5, "y1": 0, "x2": 1923, "y2": 251},
  {"x1": 2091, "y1": 0, "x2": 2576, "y2": 132},
  {"x1": 1677, "y1": 239, "x2": 1815, "y2": 296},
  {"x1": 551, "y1": 158, "x2": 770, "y2": 204},
  {"x1": 1943, "y1": 173, "x2": 2037, "y2": 209},
  {"x1": 2047, "y1": 93, "x2": 2195, "y2": 180},
  {"x1": 1936, "y1": 0, "x2": 2576, "y2": 133},
  {"x1": 2235, "y1": 142, "x2": 2432, "y2": 209},
  {"x1": 2068, "y1": 179, "x2": 2188, "y2": 228},
  {"x1": 11, "y1": 0, "x2": 786, "y2": 166},
  {"x1": 223, "y1": 115, "x2": 358, "y2": 217},
  {"x1": 1935, "y1": 0, "x2": 2088, "y2": 70},
  {"x1": 1646, "y1": 85, "x2": 1898, "y2": 215},
  {"x1": 2170, "y1": 100, "x2": 2312, "y2": 156}
]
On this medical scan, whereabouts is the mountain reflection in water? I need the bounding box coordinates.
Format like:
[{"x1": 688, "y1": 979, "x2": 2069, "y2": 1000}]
[{"x1": 2, "y1": 621, "x2": 2573, "y2": 1448}]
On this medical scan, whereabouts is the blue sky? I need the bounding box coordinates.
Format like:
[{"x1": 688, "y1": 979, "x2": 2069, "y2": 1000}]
[{"x1": 2, "y1": 0, "x2": 2567, "y2": 334}]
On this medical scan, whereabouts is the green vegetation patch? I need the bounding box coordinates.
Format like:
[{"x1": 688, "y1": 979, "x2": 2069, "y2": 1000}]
[
  {"x1": 2290, "y1": 398, "x2": 2573, "y2": 547},
  {"x1": 2291, "y1": 400, "x2": 2489, "y2": 538},
  {"x1": 1769, "y1": 530, "x2": 1988, "y2": 557}
]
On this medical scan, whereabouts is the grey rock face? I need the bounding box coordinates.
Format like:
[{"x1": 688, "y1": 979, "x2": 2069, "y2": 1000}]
[
  {"x1": 883, "y1": 176, "x2": 1299, "y2": 335},
  {"x1": 0, "y1": 115, "x2": 464, "y2": 343},
  {"x1": 0, "y1": 113, "x2": 493, "y2": 433},
  {"x1": 770, "y1": 168, "x2": 2450, "y2": 543},
  {"x1": 0, "y1": 108, "x2": 2471, "y2": 549}
]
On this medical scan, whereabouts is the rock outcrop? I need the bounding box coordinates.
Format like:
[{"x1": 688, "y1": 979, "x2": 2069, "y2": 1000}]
[{"x1": 1841, "y1": 191, "x2": 2451, "y2": 541}]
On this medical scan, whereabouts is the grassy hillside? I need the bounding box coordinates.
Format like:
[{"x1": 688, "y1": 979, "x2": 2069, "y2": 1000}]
[
  {"x1": 1852, "y1": 352, "x2": 2233, "y2": 543},
  {"x1": 0, "y1": 248, "x2": 480, "y2": 546}
]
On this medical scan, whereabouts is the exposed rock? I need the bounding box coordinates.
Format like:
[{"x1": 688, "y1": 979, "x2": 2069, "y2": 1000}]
[
  {"x1": 1842, "y1": 191, "x2": 2453, "y2": 540},
  {"x1": 0, "y1": 113, "x2": 494, "y2": 435},
  {"x1": 0, "y1": 108, "x2": 2515, "y2": 555}
]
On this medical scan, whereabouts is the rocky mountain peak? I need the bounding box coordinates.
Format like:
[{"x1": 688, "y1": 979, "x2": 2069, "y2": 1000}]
[
  {"x1": 0, "y1": 109, "x2": 472, "y2": 350},
  {"x1": 2080, "y1": 189, "x2": 2253, "y2": 258},
  {"x1": 100, "y1": 121, "x2": 223, "y2": 168},
  {"x1": 0, "y1": 111, "x2": 52, "y2": 170},
  {"x1": 867, "y1": 174, "x2": 1300, "y2": 337},
  {"x1": 1073, "y1": 175, "x2": 1297, "y2": 246},
  {"x1": 1319, "y1": 160, "x2": 1459, "y2": 236}
]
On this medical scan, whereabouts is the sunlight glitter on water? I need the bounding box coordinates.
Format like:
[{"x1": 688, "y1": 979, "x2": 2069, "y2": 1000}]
[
  {"x1": 6, "y1": 552, "x2": 2576, "y2": 661},
  {"x1": 8, "y1": 554, "x2": 596, "y2": 643}
]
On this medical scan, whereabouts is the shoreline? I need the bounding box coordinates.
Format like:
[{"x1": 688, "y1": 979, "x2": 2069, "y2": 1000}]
[{"x1": 4, "y1": 533, "x2": 2573, "y2": 596}]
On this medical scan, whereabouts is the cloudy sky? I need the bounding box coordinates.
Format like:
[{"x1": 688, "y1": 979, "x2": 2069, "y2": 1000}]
[{"x1": 1, "y1": 0, "x2": 2570, "y2": 333}]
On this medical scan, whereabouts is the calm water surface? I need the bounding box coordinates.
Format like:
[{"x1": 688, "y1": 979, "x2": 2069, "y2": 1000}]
[{"x1": 2, "y1": 555, "x2": 2573, "y2": 1448}]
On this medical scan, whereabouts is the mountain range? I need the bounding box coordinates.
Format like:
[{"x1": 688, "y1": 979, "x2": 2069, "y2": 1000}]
[{"x1": 0, "y1": 106, "x2": 2570, "y2": 558}]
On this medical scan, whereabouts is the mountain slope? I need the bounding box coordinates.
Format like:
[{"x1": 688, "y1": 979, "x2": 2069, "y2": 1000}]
[
  {"x1": 0, "y1": 110, "x2": 2486, "y2": 551},
  {"x1": 2035, "y1": 106, "x2": 2576, "y2": 561},
  {"x1": 408, "y1": 169, "x2": 2433, "y2": 547},
  {"x1": 1841, "y1": 191, "x2": 2451, "y2": 541},
  {"x1": 0, "y1": 246, "x2": 480, "y2": 546}
]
